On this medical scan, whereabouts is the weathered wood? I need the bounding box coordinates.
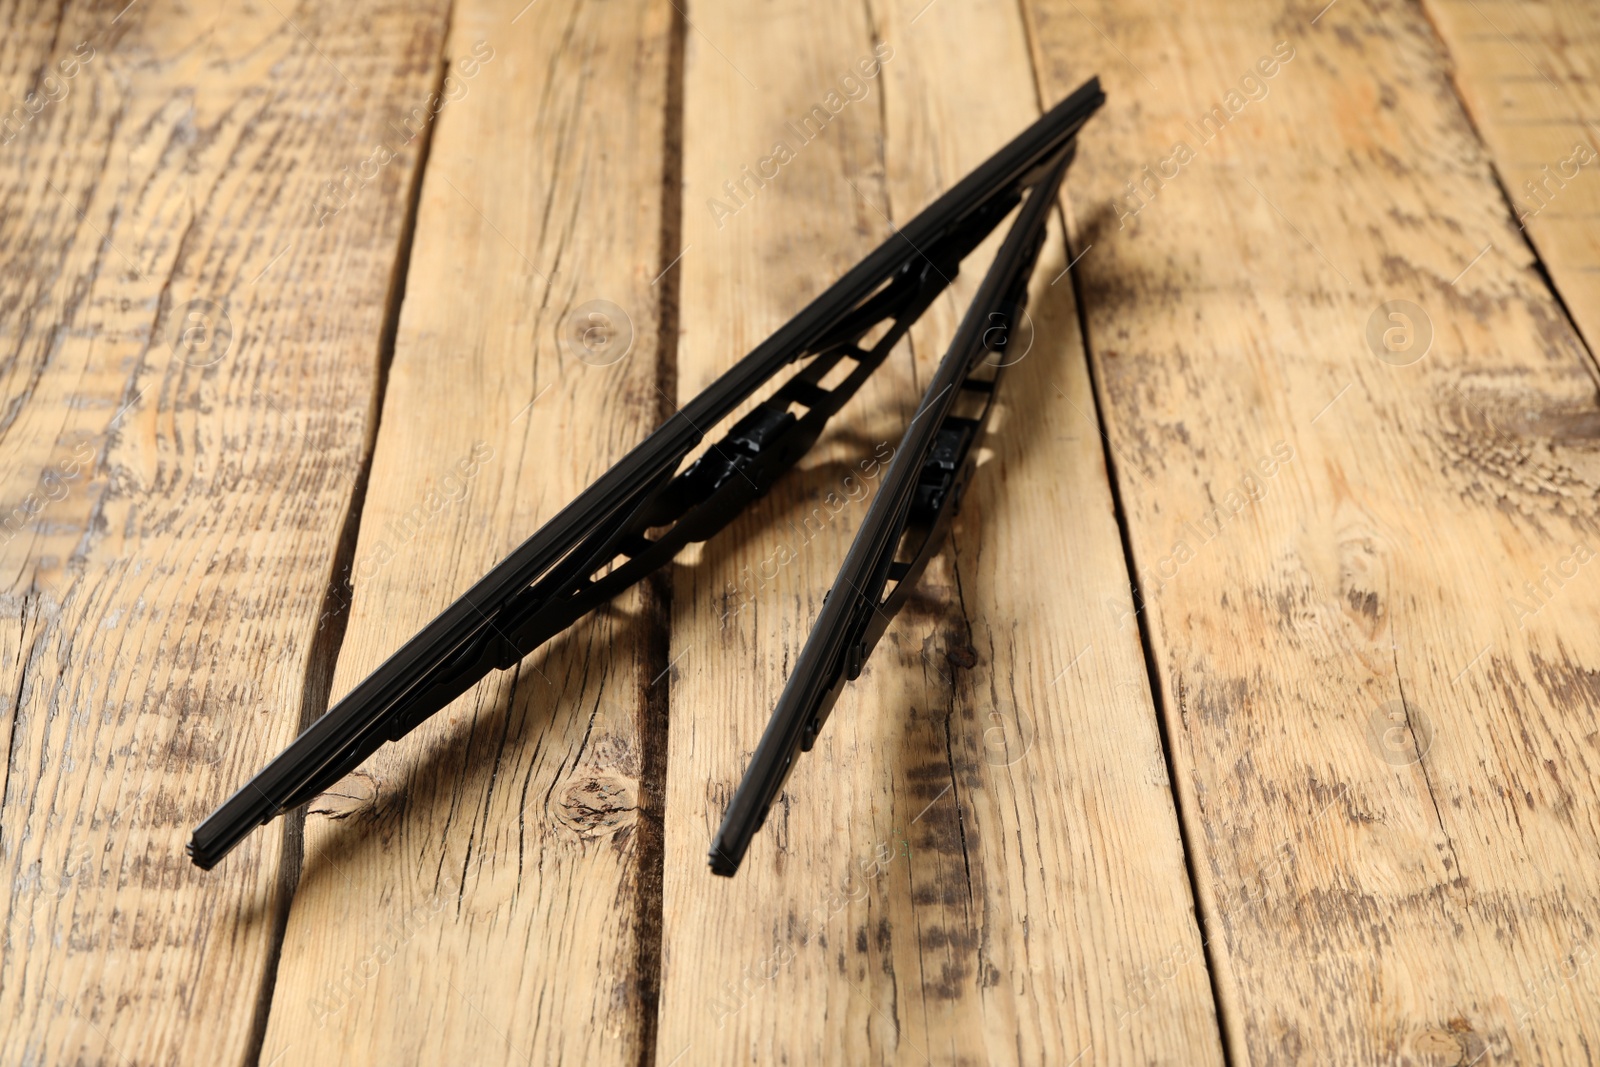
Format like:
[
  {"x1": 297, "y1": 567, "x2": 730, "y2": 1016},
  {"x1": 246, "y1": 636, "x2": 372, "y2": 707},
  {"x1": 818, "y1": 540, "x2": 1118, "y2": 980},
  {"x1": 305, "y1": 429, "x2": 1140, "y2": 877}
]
[
  {"x1": 256, "y1": 0, "x2": 675, "y2": 1063},
  {"x1": 0, "y1": 0, "x2": 449, "y2": 1063},
  {"x1": 1025, "y1": 0, "x2": 1600, "y2": 1060},
  {"x1": 654, "y1": 0, "x2": 1221, "y2": 1062},
  {"x1": 11, "y1": 0, "x2": 1600, "y2": 1059},
  {"x1": 1422, "y1": 0, "x2": 1600, "y2": 354}
]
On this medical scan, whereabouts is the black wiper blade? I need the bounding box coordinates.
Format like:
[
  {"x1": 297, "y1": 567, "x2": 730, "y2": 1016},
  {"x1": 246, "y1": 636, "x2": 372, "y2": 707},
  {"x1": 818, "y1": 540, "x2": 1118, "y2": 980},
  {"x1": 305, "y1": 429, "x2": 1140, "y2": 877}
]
[
  {"x1": 709, "y1": 128, "x2": 1086, "y2": 877},
  {"x1": 190, "y1": 77, "x2": 1104, "y2": 871}
]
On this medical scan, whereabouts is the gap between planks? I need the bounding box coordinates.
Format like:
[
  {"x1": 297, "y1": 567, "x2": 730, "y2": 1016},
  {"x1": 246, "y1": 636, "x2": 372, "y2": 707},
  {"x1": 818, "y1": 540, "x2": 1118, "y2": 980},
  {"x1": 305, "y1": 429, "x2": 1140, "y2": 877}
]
[
  {"x1": 242, "y1": 13, "x2": 459, "y2": 1065},
  {"x1": 630, "y1": 2, "x2": 689, "y2": 1066},
  {"x1": 1051, "y1": 202, "x2": 1241, "y2": 1067},
  {"x1": 1013, "y1": 0, "x2": 1240, "y2": 1056},
  {"x1": 218, "y1": 0, "x2": 1600, "y2": 1061},
  {"x1": 1412, "y1": 0, "x2": 1600, "y2": 383},
  {"x1": 244, "y1": 1, "x2": 686, "y2": 1063},
  {"x1": 240, "y1": 1, "x2": 1235, "y2": 1061}
]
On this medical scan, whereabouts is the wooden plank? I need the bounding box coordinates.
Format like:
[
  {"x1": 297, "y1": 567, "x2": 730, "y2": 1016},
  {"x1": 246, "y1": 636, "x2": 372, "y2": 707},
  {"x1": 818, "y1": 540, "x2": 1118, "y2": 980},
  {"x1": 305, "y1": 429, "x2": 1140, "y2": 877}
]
[
  {"x1": 256, "y1": 0, "x2": 675, "y2": 1063},
  {"x1": 0, "y1": 1, "x2": 448, "y2": 1064},
  {"x1": 1421, "y1": 0, "x2": 1600, "y2": 353},
  {"x1": 654, "y1": 0, "x2": 1222, "y2": 1062},
  {"x1": 1025, "y1": 0, "x2": 1600, "y2": 1061}
]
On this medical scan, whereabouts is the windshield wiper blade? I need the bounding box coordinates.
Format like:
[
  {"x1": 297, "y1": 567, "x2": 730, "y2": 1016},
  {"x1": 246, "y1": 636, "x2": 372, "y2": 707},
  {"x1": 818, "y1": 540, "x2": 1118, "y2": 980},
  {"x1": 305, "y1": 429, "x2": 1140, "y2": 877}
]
[
  {"x1": 709, "y1": 129, "x2": 1083, "y2": 877},
  {"x1": 190, "y1": 77, "x2": 1104, "y2": 871}
]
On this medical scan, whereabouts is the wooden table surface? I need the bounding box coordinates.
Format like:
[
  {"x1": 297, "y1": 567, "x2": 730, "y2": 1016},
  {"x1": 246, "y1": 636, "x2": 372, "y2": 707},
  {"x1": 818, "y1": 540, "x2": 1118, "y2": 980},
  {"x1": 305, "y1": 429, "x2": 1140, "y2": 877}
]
[{"x1": 4, "y1": 0, "x2": 1599, "y2": 1063}]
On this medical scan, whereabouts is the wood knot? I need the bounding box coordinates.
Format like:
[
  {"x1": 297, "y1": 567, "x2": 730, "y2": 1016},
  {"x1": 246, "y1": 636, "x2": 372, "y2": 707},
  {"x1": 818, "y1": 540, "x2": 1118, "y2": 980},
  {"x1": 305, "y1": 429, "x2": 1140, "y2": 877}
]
[
  {"x1": 944, "y1": 642, "x2": 978, "y2": 670},
  {"x1": 307, "y1": 770, "x2": 379, "y2": 821},
  {"x1": 553, "y1": 774, "x2": 637, "y2": 837}
]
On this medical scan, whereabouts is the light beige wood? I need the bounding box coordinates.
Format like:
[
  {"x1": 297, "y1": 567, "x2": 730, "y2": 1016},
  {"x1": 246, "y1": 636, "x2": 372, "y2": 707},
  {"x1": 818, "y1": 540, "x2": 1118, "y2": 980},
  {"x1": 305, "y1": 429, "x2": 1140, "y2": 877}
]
[
  {"x1": 654, "y1": 0, "x2": 1221, "y2": 1062},
  {"x1": 1025, "y1": 0, "x2": 1600, "y2": 1060},
  {"x1": 1423, "y1": 0, "x2": 1600, "y2": 356},
  {"x1": 12, "y1": 0, "x2": 1600, "y2": 1060},
  {"x1": 0, "y1": 1, "x2": 448, "y2": 1063},
  {"x1": 256, "y1": 0, "x2": 675, "y2": 1063}
]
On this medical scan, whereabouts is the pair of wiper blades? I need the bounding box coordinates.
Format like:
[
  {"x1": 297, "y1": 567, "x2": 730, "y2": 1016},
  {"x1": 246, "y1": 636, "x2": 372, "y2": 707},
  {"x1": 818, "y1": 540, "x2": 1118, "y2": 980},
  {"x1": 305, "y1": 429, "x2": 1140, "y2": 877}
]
[{"x1": 190, "y1": 77, "x2": 1104, "y2": 876}]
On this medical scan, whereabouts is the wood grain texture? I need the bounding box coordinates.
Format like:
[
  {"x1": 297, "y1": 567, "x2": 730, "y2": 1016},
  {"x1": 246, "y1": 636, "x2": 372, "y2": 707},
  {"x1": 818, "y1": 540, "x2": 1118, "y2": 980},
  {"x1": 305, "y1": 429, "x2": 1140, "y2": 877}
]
[
  {"x1": 1422, "y1": 0, "x2": 1600, "y2": 356},
  {"x1": 256, "y1": 0, "x2": 675, "y2": 1063},
  {"x1": 654, "y1": 0, "x2": 1220, "y2": 1062},
  {"x1": 1025, "y1": 0, "x2": 1600, "y2": 1061},
  {"x1": 0, "y1": 0, "x2": 448, "y2": 1063},
  {"x1": 10, "y1": 0, "x2": 1600, "y2": 1062}
]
